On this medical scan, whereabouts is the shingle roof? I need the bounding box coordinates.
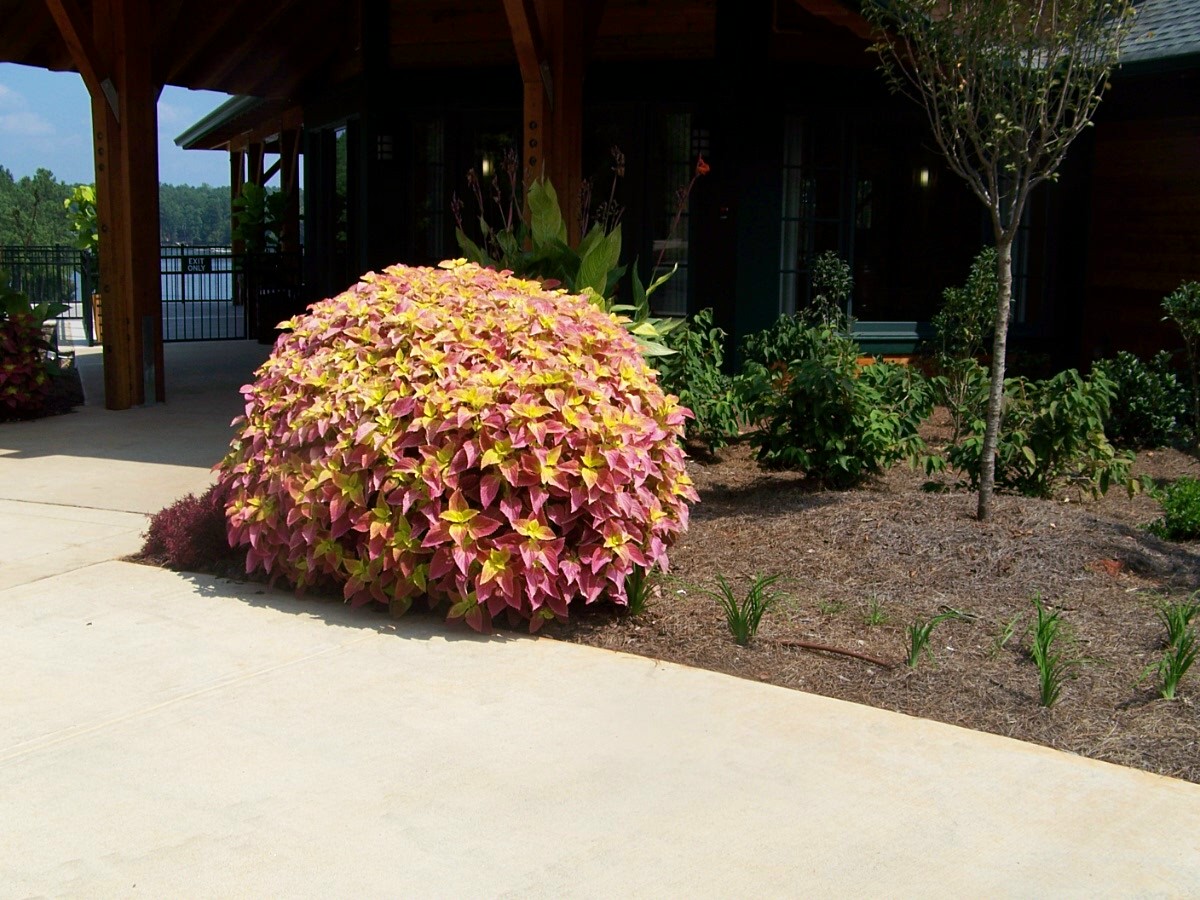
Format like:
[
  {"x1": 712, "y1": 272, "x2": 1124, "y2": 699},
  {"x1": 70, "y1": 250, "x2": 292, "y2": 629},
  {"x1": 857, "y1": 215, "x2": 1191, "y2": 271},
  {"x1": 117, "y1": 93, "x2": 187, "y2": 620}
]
[{"x1": 1123, "y1": 0, "x2": 1200, "y2": 65}]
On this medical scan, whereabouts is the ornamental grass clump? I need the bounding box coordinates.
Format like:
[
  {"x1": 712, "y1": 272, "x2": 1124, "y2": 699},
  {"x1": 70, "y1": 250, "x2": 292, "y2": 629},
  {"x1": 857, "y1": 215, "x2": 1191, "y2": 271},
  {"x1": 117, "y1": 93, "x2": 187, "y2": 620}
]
[{"x1": 217, "y1": 260, "x2": 697, "y2": 632}]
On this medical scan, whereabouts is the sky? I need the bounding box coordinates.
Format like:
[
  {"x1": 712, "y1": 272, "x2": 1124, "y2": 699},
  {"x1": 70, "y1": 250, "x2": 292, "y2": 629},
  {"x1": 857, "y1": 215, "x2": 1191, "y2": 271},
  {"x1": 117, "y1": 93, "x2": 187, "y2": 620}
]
[{"x1": 0, "y1": 63, "x2": 233, "y2": 187}]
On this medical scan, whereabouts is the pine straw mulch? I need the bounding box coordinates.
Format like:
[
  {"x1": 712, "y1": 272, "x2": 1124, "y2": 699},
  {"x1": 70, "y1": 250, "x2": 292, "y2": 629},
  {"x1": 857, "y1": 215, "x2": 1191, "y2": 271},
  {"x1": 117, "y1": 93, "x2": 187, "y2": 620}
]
[{"x1": 545, "y1": 414, "x2": 1200, "y2": 784}]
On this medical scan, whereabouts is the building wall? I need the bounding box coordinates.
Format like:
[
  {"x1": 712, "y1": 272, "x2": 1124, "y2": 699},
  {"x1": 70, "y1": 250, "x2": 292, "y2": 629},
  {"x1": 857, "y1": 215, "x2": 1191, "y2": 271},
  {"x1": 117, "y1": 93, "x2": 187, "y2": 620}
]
[{"x1": 1082, "y1": 67, "x2": 1200, "y2": 364}]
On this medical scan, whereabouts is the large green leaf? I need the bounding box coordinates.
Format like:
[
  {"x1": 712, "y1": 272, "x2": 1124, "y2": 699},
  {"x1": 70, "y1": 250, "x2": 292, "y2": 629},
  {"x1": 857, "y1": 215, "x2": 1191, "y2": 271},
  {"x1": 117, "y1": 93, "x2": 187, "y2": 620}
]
[
  {"x1": 529, "y1": 180, "x2": 567, "y2": 249},
  {"x1": 454, "y1": 228, "x2": 491, "y2": 267}
]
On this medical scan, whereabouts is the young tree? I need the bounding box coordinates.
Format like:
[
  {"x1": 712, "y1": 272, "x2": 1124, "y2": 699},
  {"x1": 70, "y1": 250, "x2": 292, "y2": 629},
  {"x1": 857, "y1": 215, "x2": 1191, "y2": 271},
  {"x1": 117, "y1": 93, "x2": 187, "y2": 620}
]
[{"x1": 864, "y1": 0, "x2": 1135, "y2": 519}]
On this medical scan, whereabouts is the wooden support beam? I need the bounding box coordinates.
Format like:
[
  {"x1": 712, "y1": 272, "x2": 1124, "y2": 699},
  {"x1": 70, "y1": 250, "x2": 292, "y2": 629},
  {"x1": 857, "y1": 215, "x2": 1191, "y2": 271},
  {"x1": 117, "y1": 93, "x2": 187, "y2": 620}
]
[
  {"x1": 247, "y1": 142, "x2": 265, "y2": 186},
  {"x1": 278, "y1": 128, "x2": 301, "y2": 254},
  {"x1": 503, "y1": 0, "x2": 586, "y2": 243},
  {"x1": 230, "y1": 149, "x2": 245, "y2": 256},
  {"x1": 501, "y1": 0, "x2": 547, "y2": 84},
  {"x1": 43, "y1": 0, "x2": 110, "y2": 111},
  {"x1": 539, "y1": 0, "x2": 583, "y2": 242}
]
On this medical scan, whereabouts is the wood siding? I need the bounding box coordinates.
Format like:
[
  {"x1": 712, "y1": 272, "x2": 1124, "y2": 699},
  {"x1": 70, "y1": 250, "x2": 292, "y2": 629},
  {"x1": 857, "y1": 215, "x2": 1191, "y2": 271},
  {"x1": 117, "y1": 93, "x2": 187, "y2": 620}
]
[{"x1": 1083, "y1": 115, "x2": 1200, "y2": 360}]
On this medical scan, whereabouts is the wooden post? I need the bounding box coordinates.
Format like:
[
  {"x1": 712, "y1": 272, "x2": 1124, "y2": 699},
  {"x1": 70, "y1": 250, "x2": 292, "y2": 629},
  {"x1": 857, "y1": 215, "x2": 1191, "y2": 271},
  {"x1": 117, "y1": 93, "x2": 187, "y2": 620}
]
[
  {"x1": 540, "y1": 0, "x2": 583, "y2": 243},
  {"x1": 111, "y1": 0, "x2": 163, "y2": 404},
  {"x1": 278, "y1": 128, "x2": 301, "y2": 254},
  {"x1": 502, "y1": 0, "x2": 587, "y2": 244},
  {"x1": 49, "y1": 0, "x2": 163, "y2": 408},
  {"x1": 230, "y1": 147, "x2": 245, "y2": 254}
]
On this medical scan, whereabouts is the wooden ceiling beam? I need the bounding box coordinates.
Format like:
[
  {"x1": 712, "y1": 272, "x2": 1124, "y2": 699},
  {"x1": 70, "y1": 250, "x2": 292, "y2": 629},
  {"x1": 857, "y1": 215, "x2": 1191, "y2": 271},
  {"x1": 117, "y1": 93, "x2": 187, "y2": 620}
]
[
  {"x1": 190, "y1": 0, "x2": 324, "y2": 96},
  {"x1": 159, "y1": 0, "x2": 243, "y2": 84},
  {"x1": 582, "y1": 0, "x2": 607, "y2": 62},
  {"x1": 502, "y1": 0, "x2": 549, "y2": 87},
  {"x1": 788, "y1": 0, "x2": 874, "y2": 41}
]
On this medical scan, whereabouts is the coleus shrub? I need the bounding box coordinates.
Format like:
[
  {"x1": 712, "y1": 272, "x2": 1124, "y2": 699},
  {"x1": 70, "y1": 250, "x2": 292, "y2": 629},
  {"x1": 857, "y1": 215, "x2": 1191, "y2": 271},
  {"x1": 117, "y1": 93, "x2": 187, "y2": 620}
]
[
  {"x1": 0, "y1": 310, "x2": 51, "y2": 420},
  {"x1": 218, "y1": 260, "x2": 698, "y2": 631}
]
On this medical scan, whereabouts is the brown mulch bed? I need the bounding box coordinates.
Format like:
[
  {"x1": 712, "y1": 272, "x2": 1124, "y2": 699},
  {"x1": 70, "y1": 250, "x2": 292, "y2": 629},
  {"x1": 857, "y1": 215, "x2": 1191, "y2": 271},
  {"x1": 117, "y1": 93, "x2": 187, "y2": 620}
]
[{"x1": 547, "y1": 417, "x2": 1200, "y2": 784}]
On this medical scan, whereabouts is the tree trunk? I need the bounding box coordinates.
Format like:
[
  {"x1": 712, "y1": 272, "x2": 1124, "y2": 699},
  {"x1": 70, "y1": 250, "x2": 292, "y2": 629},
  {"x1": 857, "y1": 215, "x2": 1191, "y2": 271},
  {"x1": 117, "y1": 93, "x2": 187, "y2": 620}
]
[{"x1": 977, "y1": 238, "x2": 1015, "y2": 520}]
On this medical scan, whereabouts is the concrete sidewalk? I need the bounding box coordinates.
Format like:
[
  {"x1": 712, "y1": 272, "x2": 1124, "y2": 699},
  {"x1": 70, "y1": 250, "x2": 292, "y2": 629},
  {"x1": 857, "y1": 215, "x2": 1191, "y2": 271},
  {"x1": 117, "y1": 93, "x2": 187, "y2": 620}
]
[{"x1": 3, "y1": 342, "x2": 1200, "y2": 896}]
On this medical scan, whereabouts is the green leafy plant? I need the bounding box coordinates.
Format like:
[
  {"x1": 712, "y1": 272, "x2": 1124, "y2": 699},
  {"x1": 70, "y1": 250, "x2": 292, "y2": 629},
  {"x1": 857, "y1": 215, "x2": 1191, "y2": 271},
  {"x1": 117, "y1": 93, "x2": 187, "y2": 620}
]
[
  {"x1": 864, "y1": 597, "x2": 888, "y2": 626},
  {"x1": 905, "y1": 608, "x2": 966, "y2": 668},
  {"x1": 931, "y1": 358, "x2": 991, "y2": 444},
  {"x1": 1091, "y1": 351, "x2": 1189, "y2": 449},
  {"x1": 805, "y1": 250, "x2": 853, "y2": 328},
  {"x1": 1147, "y1": 477, "x2": 1200, "y2": 541},
  {"x1": 990, "y1": 614, "x2": 1020, "y2": 657},
  {"x1": 453, "y1": 150, "x2": 707, "y2": 359},
  {"x1": 931, "y1": 247, "x2": 998, "y2": 362},
  {"x1": 63, "y1": 183, "x2": 98, "y2": 255},
  {"x1": 1029, "y1": 596, "x2": 1077, "y2": 708},
  {"x1": 624, "y1": 565, "x2": 653, "y2": 617},
  {"x1": 737, "y1": 320, "x2": 933, "y2": 487},
  {"x1": 232, "y1": 182, "x2": 290, "y2": 253},
  {"x1": 930, "y1": 368, "x2": 1133, "y2": 499},
  {"x1": 656, "y1": 308, "x2": 741, "y2": 450},
  {"x1": 1152, "y1": 595, "x2": 1200, "y2": 700},
  {"x1": 819, "y1": 599, "x2": 845, "y2": 616},
  {"x1": 218, "y1": 261, "x2": 698, "y2": 633},
  {"x1": 704, "y1": 573, "x2": 781, "y2": 646},
  {"x1": 1161, "y1": 281, "x2": 1200, "y2": 443},
  {"x1": 927, "y1": 248, "x2": 999, "y2": 442}
]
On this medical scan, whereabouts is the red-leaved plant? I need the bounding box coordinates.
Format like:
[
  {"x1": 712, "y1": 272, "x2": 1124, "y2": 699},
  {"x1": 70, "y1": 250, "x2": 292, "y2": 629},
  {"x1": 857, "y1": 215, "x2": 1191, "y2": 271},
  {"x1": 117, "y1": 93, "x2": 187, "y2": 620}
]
[
  {"x1": 0, "y1": 310, "x2": 52, "y2": 420},
  {"x1": 217, "y1": 260, "x2": 697, "y2": 631}
]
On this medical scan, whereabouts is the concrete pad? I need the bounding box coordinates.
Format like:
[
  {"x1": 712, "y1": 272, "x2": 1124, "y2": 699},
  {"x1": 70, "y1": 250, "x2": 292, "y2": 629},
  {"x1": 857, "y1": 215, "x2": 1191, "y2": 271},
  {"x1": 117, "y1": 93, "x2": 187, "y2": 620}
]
[
  {"x1": 2, "y1": 561, "x2": 1199, "y2": 897},
  {"x1": 0, "y1": 499, "x2": 147, "y2": 590},
  {"x1": 0, "y1": 342, "x2": 269, "y2": 514}
]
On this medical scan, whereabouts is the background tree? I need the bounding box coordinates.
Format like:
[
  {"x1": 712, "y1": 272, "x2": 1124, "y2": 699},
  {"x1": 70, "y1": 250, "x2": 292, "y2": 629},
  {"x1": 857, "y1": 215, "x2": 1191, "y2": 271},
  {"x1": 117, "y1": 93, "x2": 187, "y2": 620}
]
[
  {"x1": 0, "y1": 166, "x2": 73, "y2": 247},
  {"x1": 159, "y1": 183, "x2": 232, "y2": 244},
  {"x1": 864, "y1": 0, "x2": 1135, "y2": 519}
]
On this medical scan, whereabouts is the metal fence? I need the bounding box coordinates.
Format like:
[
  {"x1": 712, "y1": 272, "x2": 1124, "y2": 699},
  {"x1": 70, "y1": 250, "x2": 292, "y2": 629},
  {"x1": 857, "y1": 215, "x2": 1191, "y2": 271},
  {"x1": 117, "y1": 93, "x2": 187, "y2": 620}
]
[
  {"x1": 1, "y1": 244, "x2": 303, "y2": 344},
  {"x1": 0, "y1": 245, "x2": 93, "y2": 344},
  {"x1": 160, "y1": 245, "x2": 244, "y2": 341}
]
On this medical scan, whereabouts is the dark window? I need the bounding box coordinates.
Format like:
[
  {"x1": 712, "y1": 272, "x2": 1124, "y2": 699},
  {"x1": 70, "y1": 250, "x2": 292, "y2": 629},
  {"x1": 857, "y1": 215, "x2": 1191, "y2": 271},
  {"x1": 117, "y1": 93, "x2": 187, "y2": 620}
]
[{"x1": 780, "y1": 114, "x2": 984, "y2": 325}]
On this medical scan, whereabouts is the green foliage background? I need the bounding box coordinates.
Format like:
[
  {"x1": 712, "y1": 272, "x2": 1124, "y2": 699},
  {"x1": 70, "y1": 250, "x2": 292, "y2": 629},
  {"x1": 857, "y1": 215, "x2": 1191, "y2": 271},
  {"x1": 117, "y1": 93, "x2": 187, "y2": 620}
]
[{"x1": 1, "y1": 165, "x2": 234, "y2": 246}]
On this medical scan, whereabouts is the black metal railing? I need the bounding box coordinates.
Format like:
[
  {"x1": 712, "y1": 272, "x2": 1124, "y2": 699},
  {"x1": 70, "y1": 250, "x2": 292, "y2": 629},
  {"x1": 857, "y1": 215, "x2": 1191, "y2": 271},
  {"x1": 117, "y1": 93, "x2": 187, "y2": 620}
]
[
  {"x1": 1, "y1": 244, "x2": 304, "y2": 345},
  {"x1": 160, "y1": 245, "x2": 244, "y2": 341},
  {"x1": 0, "y1": 245, "x2": 94, "y2": 344}
]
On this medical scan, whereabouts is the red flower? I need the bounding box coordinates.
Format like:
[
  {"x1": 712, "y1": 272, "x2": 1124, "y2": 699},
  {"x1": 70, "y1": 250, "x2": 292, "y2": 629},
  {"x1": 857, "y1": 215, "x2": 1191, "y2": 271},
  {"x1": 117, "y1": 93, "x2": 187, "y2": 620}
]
[{"x1": 695, "y1": 154, "x2": 711, "y2": 176}]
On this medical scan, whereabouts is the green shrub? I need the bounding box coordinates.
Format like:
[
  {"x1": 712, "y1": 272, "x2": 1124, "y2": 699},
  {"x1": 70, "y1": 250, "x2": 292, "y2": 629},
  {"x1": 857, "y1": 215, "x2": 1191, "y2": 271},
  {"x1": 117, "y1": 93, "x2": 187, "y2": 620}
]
[
  {"x1": 656, "y1": 309, "x2": 741, "y2": 450},
  {"x1": 1161, "y1": 281, "x2": 1200, "y2": 440},
  {"x1": 929, "y1": 358, "x2": 990, "y2": 443},
  {"x1": 932, "y1": 368, "x2": 1132, "y2": 498},
  {"x1": 930, "y1": 247, "x2": 998, "y2": 361},
  {"x1": 926, "y1": 249, "x2": 999, "y2": 442},
  {"x1": 738, "y1": 319, "x2": 932, "y2": 488},
  {"x1": 455, "y1": 169, "x2": 681, "y2": 358},
  {"x1": 807, "y1": 250, "x2": 853, "y2": 327},
  {"x1": 218, "y1": 261, "x2": 698, "y2": 633},
  {"x1": 1091, "y1": 351, "x2": 1188, "y2": 449},
  {"x1": 1148, "y1": 477, "x2": 1200, "y2": 541}
]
